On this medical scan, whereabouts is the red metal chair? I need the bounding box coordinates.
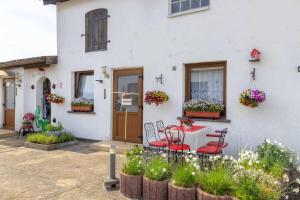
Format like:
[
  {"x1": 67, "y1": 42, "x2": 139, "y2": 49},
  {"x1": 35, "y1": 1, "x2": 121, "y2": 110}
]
[
  {"x1": 17, "y1": 113, "x2": 35, "y2": 138},
  {"x1": 144, "y1": 122, "x2": 167, "y2": 152},
  {"x1": 156, "y1": 120, "x2": 180, "y2": 143},
  {"x1": 197, "y1": 129, "x2": 228, "y2": 157},
  {"x1": 206, "y1": 128, "x2": 228, "y2": 147},
  {"x1": 165, "y1": 125, "x2": 190, "y2": 162}
]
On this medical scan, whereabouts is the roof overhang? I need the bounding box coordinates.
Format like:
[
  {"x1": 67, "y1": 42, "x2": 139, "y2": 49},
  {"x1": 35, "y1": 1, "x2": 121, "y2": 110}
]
[
  {"x1": 0, "y1": 56, "x2": 58, "y2": 70},
  {"x1": 43, "y1": 0, "x2": 70, "y2": 5}
]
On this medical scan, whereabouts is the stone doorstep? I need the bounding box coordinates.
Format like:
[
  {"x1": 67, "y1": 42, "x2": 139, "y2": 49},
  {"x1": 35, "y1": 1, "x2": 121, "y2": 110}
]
[
  {"x1": 0, "y1": 131, "x2": 17, "y2": 138},
  {"x1": 24, "y1": 140, "x2": 79, "y2": 151},
  {"x1": 90, "y1": 141, "x2": 141, "y2": 154}
]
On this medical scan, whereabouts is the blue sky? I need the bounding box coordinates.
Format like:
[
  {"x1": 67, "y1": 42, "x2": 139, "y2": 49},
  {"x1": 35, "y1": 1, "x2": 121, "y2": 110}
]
[{"x1": 0, "y1": 0, "x2": 57, "y2": 61}]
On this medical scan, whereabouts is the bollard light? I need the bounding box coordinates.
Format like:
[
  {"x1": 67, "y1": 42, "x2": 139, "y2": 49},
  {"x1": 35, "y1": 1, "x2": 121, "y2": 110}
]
[{"x1": 104, "y1": 145, "x2": 120, "y2": 190}]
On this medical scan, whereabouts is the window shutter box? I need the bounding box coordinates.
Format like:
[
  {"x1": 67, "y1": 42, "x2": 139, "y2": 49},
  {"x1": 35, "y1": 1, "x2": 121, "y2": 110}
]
[{"x1": 85, "y1": 8, "x2": 109, "y2": 52}]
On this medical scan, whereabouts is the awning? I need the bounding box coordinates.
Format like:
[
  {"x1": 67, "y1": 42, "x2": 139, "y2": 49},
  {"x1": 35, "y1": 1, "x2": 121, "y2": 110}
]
[{"x1": 0, "y1": 56, "x2": 57, "y2": 69}]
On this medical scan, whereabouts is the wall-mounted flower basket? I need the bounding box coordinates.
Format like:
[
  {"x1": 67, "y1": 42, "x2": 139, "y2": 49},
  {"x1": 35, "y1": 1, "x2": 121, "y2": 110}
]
[
  {"x1": 184, "y1": 100, "x2": 225, "y2": 119},
  {"x1": 46, "y1": 94, "x2": 65, "y2": 104},
  {"x1": 71, "y1": 98, "x2": 94, "y2": 112},
  {"x1": 144, "y1": 90, "x2": 169, "y2": 106},
  {"x1": 239, "y1": 89, "x2": 265, "y2": 108}
]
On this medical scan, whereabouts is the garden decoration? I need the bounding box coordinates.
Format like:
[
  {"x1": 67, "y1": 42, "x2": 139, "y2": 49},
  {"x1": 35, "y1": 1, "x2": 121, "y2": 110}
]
[
  {"x1": 249, "y1": 48, "x2": 261, "y2": 62},
  {"x1": 239, "y1": 89, "x2": 265, "y2": 108},
  {"x1": 183, "y1": 100, "x2": 225, "y2": 119},
  {"x1": 46, "y1": 93, "x2": 64, "y2": 104},
  {"x1": 144, "y1": 90, "x2": 169, "y2": 105},
  {"x1": 71, "y1": 98, "x2": 94, "y2": 112},
  {"x1": 34, "y1": 106, "x2": 49, "y2": 132}
]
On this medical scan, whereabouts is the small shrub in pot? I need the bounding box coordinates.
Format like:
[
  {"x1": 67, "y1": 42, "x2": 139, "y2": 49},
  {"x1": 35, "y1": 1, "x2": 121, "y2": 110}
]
[
  {"x1": 143, "y1": 156, "x2": 172, "y2": 200},
  {"x1": 120, "y1": 146, "x2": 144, "y2": 199}
]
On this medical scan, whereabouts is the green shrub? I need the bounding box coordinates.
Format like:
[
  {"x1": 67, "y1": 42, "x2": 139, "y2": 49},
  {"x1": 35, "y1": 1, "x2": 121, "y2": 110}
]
[
  {"x1": 144, "y1": 156, "x2": 172, "y2": 181},
  {"x1": 171, "y1": 164, "x2": 197, "y2": 188},
  {"x1": 126, "y1": 146, "x2": 143, "y2": 158},
  {"x1": 197, "y1": 168, "x2": 236, "y2": 196},
  {"x1": 123, "y1": 156, "x2": 143, "y2": 176},
  {"x1": 234, "y1": 175, "x2": 260, "y2": 200},
  {"x1": 26, "y1": 133, "x2": 75, "y2": 145},
  {"x1": 57, "y1": 133, "x2": 75, "y2": 143},
  {"x1": 46, "y1": 122, "x2": 63, "y2": 132}
]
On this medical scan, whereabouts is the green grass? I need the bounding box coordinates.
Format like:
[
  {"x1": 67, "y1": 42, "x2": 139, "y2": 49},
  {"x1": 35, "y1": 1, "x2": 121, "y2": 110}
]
[
  {"x1": 144, "y1": 156, "x2": 172, "y2": 181},
  {"x1": 26, "y1": 133, "x2": 75, "y2": 145},
  {"x1": 171, "y1": 164, "x2": 197, "y2": 188},
  {"x1": 123, "y1": 156, "x2": 143, "y2": 176}
]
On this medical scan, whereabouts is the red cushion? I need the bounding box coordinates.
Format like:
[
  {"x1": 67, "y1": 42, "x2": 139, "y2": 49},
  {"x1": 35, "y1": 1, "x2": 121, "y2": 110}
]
[
  {"x1": 207, "y1": 141, "x2": 228, "y2": 148},
  {"x1": 149, "y1": 140, "x2": 167, "y2": 147},
  {"x1": 160, "y1": 137, "x2": 181, "y2": 143},
  {"x1": 197, "y1": 145, "x2": 222, "y2": 154},
  {"x1": 169, "y1": 144, "x2": 190, "y2": 151}
]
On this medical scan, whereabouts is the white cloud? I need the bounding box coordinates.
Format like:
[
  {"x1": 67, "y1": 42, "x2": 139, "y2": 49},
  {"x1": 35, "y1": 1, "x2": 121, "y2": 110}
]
[{"x1": 0, "y1": 0, "x2": 57, "y2": 61}]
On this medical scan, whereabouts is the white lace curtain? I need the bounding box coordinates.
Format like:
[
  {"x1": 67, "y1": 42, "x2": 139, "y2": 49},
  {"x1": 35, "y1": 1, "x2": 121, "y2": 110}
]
[{"x1": 191, "y1": 67, "x2": 224, "y2": 103}]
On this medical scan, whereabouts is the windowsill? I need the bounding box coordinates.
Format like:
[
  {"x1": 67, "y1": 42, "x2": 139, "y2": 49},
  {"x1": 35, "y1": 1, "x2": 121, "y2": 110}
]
[
  {"x1": 177, "y1": 116, "x2": 231, "y2": 123},
  {"x1": 168, "y1": 6, "x2": 210, "y2": 18},
  {"x1": 67, "y1": 111, "x2": 96, "y2": 115}
]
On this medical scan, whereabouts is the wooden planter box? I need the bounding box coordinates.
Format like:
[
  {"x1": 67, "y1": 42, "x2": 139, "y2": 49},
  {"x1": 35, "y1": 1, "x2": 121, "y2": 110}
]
[
  {"x1": 185, "y1": 111, "x2": 221, "y2": 119},
  {"x1": 120, "y1": 172, "x2": 142, "y2": 199},
  {"x1": 197, "y1": 187, "x2": 238, "y2": 200},
  {"x1": 168, "y1": 183, "x2": 196, "y2": 200},
  {"x1": 71, "y1": 105, "x2": 93, "y2": 112},
  {"x1": 143, "y1": 177, "x2": 168, "y2": 200}
]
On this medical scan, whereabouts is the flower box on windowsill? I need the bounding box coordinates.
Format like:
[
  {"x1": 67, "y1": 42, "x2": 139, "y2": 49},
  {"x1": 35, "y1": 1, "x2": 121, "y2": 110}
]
[
  {"x1": 71, "y1": 105, "x2": 93, "y2": 112},
  {"x1": 185, "y1": 111, "x2": 221, "y2": 119}
]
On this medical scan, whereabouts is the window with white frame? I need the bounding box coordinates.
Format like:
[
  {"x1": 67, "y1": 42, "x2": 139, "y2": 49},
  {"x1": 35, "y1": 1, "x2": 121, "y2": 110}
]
[{"x1": 170, "y1": 0, "x2": 210, "y2": 15}]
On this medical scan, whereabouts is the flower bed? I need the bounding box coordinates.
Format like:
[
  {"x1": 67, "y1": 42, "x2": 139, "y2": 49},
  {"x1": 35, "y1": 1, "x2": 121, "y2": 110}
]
[
  {"x1": 71, "y1": 98, "x2": 94, "y2": 112},
  {"x1": 120, "y1": 140, "x2": 300, "y2": 200},
  {"x1": 184, "y1": 100, "x2": 225, "y2": 119}
]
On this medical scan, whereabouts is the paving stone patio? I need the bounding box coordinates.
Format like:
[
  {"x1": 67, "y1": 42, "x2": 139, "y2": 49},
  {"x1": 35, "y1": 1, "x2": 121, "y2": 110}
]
[{"x1": 0, "y1": 140, "x2": 127, "y2": 200}]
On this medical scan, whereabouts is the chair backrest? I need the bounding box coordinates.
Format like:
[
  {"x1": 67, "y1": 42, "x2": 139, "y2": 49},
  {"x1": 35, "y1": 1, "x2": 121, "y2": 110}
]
[
  {"x1": 23, "y1": 113, "x2": 35, "y2": 121},
  {"x1": 165, "y1": 125, "x2": 185, "y2": 146},
  {"x1": 217, "y1": 129, "x2": 228, "y2": 148},
  {"x1": 144, "y1": 122, "x2": 158, "y2": 144},
  {"x1": 156, "y1": 120, "x2": 165, "y2": 140}
]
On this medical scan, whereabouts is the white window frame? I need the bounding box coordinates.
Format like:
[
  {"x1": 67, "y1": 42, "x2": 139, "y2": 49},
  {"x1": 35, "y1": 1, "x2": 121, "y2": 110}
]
[{"x1": 169, "y1": 0, "x2": 210, "y2": 17}]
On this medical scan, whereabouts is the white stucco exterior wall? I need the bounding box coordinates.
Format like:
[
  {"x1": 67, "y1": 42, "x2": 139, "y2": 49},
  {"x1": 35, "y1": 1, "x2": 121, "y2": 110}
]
[{"x1": 6, "y1": 0, "x2": 300, "y2": 156}]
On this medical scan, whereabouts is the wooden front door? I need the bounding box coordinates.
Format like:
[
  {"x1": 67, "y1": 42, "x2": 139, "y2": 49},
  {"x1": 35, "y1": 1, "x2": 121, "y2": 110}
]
[
  {"x1": 3, "y1": 79, "x2": 15, "y2": 129},
  {"x1": 112, "y1": 68, "x2": 143, "y2": 143}
]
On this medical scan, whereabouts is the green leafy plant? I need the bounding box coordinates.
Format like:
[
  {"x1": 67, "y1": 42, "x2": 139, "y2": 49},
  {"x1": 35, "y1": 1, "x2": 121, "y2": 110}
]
[
  {"x1": 197, "y1": 168, "x2": 236, "y2": 196},
  {"x1": 183, "y1": 100, "x2": 225, "y2": 112},
  {"x1": 26, "y1": 133, "x2": 75, "y2": 145},
  {"x1": 126, "y1": 146, "x2": 144, "y2": 158},
  {"x1": 144, "y1": 156, "x2": 172, "y2": 181},
  {"x1": 123, "y1": 156, "x2": 143, "y2": 176},
  {"x1": 46, "y1": 122, "x2": 63, "y2": 132},
  {"x1": 171, "y1": 164, "x2": 197, "y2": 188}
]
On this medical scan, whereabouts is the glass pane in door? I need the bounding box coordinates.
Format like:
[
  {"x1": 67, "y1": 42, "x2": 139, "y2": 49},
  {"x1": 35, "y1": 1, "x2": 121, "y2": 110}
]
[
  {"x1": 116, "y1": 75, "x2": 138, "y2": 112},
  {"x1": 5, "y1": 80, "x2": 15, "y2": 109}
]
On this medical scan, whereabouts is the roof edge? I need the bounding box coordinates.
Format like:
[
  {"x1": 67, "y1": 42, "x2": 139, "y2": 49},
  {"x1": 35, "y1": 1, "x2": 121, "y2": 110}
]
[
  {"x1": 43, "y1": 0, "x2": 70, "y2": 5},
  {"x1": 0, "y1": 56, "x2": 58, "y2": 69}
]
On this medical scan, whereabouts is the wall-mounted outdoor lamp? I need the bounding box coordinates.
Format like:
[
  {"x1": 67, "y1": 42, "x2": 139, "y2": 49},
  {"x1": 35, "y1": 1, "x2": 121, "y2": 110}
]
[
  {"x1": 155, "y1": 74, "x2": 163, "y2": 84},
  {"x1": 102, "y1": 66, "x2": 110, "y2": 79},
  {"x1": 52, "y1": 84, "x2": 56, "y2": 89},
  {"x1": 298, "y1": 66, "x2": 300, "y2": 72},
  {"x1": 31, "y1": 85, "x2": 35, "y2": 90}
]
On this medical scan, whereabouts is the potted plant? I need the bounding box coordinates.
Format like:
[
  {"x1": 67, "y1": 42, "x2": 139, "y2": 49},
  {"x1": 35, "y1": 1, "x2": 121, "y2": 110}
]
[
  {"x1": 143, "y1": 156, "x2": 172, "y2": 200},
  {"x1": 45, "y1": 122, "x2": 65, "y2": 136},
  {"x1": 144, "y1": 90, "x2": 169, "y2": 106},
  {"x1": 239, "y1": 89, "x2": 265, "y2": 108},
  {"x1": 183, "y1": 100, "x2": 225, "y2": 119},
  {"x1": 71, "y1": 98, "x2": 94, "y2": 112},
  {"x1": 120, "y1": 146, "x2": 144, "y2": 199},
  {"x1": 196, "y1": 157, "x2": 237, "y2": 200},
  {"x1": 46, "y1": 93, "x2": 65, "y2": 104},
  {"x1": 169, "y1": 155, "x2": 199, "y2": 200},
  {"x1": 180, "y1": 118, "x2": 194, "y2": 128}
]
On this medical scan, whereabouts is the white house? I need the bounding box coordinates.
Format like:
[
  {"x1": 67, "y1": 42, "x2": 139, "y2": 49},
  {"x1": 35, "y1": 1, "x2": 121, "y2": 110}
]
[{"x1": 1, "y1": 0, "x2": 300, "y2": 155}]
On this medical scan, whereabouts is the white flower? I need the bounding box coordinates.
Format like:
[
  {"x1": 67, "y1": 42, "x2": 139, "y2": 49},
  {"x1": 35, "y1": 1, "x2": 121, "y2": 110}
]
[
  {"x1": 191, "y1": 150, "x2": 196, "y2": 154},
  {"x1": 192, "y1": 157, "x2": 198, "y2": 162},
  {"x1": 266, "y1": 138, "x2": 271, "y2": 144},
  {"x1": 191, "y1": 172, "x2": 196, "y2": 176},
  {"x1": 290, "y1": 158, "x2": 293, "y2": 163},
  {"x1": 172, "y1": 180, "x2": 176, "y2": 184},
  {"x1": 162, "y1": 168, "x2": 167, "y2": 173},
  {"x1": 292, "y1": 188, "x2": 299, "y2": 193},
  {"x1": 283, "y1": 174, "x2": 289, "y2": 183},
  {"x1": 151, "y1": 169, "x2": 154, "y2": 172},
  {"x1": 297, "y1": 166, "x2": 300, "y2": 173},
  {"x1": 224, "y1": 155, "x2": 229, "y2": 160},
  {"x1": 161, "y1": 153, "x2": 167, "y2": 158},
  {"x1": 285, "y1": 195, "x2": 289, "y2": 200},
  {"x1": 295, "y1": 178, "x2": 300, "y2": 185}
]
